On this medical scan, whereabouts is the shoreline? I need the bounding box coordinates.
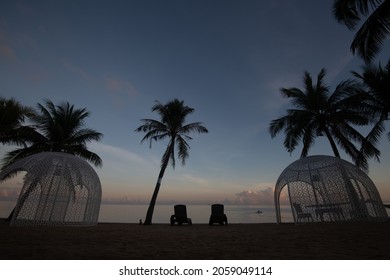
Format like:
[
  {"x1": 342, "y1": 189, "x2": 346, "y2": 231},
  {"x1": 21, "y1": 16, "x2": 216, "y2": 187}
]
[{"x1": 1, "y1": 219, "x2": 389, "y2": 260}]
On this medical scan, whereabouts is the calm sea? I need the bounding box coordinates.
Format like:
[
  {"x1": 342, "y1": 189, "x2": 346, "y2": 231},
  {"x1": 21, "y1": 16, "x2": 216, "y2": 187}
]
[
  {"x1": 0, "y1": 201, "x2": 294, "y2": 224},
  {"x1": 2, "y1": 201, "x2": 389, "y2": 224}
]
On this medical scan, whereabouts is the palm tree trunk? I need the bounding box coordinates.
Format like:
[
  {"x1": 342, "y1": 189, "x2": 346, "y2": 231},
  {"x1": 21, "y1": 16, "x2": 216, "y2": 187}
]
[
  {"x1": 324, "y1": 128, "x2": 340, "y2": 158},
  {"x1": 143, "y1": 142, "x2": 174, "y2": 225}
]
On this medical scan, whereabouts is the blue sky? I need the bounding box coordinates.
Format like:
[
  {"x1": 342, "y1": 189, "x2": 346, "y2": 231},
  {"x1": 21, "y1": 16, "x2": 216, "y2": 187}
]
[{"x1": 1, "y1": 0, "x2": 389, "y2": 205}]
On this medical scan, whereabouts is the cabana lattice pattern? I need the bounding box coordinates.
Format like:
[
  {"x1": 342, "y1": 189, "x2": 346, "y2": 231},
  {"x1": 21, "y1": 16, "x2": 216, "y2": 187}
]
[
  {"x1": 274, "y1": 155, "x2": 388, "y2": 224},
  {"x1": 0, "y1": 152, "x2": 102, "y2": 226}
]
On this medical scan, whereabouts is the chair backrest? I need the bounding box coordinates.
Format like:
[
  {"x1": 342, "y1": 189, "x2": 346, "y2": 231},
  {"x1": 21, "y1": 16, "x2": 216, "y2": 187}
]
[
  {"x1": 174, "y1": 204, "x2": 188, "y2": 218},
  {"x1": 211, "y1": 204, "x2": 224, "y2": 216}
]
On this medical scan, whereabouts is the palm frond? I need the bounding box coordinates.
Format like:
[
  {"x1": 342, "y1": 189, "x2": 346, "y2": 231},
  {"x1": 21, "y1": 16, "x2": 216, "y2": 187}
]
[
  {"x1": 180, "y1": 122, "x2": 209, "y2": 134},
  {"x1": 176, "y1": 135, "x2": 190, "y2": 165},
  {"x1": 136, "y1": 99, "x2": 208, "y2": 169},
  {"x1": 350, "y1": 0, "x2": 390, "y2": 62},
  {"x1": 333, "y1": 0, "x2": 383, "y2": 29}
]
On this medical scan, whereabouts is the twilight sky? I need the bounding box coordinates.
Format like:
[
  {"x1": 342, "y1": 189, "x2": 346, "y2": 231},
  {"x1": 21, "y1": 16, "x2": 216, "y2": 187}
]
[{"x1": 1, "y1": 0, "x2": 389, "y2": 205}]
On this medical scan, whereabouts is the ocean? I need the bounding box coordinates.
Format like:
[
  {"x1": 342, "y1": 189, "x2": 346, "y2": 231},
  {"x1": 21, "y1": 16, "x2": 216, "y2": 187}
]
[
  {"x1": 2, "y1": 201, "x2": 389, "y2": 224},
  {"x1": 0, "y1": 201, "x2": 294, "y2": 224}
]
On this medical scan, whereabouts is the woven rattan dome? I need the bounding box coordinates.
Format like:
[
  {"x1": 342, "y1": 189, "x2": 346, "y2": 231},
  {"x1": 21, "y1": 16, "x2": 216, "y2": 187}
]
[
  {"x1": 0, "y1": 152, "x2": 102, "y2": 226},
  {"x1": 274, "y1": 155, "x2": 388, "y2": 224}
]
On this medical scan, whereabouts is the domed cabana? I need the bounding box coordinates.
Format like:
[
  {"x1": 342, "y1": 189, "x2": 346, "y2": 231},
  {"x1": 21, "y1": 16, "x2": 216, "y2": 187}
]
[
  {"x1": 0, "y1": 152, "x2": 102, "y2": 226},
  {"x1": 274, "y1": 155, "x2": 388, "y2": 224}
]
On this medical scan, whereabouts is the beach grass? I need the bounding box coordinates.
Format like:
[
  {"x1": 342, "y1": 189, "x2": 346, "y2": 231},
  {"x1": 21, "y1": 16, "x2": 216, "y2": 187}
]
[{"x1": 1, "y1": 219, "x2": 389, "y2": 259}]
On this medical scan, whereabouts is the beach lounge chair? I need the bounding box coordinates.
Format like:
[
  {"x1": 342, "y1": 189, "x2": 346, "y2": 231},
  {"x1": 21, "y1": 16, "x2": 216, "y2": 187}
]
[
  {"x1": 170, "y1": 204, "x2": 192, "y2": 225},
  {"x1": 293, "y1": 203, "x2": 313, "y2": 223},
  {"x1": 209, "y1": 204, "x2": 228, "y2": 225}
]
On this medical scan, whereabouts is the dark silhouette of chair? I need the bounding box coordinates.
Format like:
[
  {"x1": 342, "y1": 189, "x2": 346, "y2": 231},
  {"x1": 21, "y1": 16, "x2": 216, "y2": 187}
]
[
  {"x1": 209, "y1": 204, "x2": 228, "y2": 225},
  {"x1": 293, "y1": 203, "x2": 313, "y2": 223},
  {"x1": 170, "y1": 204, "x2": 192, "y2": 225}
]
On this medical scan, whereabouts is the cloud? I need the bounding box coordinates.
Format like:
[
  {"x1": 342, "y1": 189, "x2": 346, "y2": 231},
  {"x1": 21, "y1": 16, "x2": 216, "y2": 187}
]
[
  {"x1": 181, "y1": 174, "x2": 210, "y2": 186},
  {"x1": 0, "y1": 45, "x2": 14, "y2": 59},
  {"x1": 327, "y1": 52, "x2": 355, "y2": 83},
  {"x1": 262, "y1": 73, "x2": 301, "y2": 113},
  {"x1": 235, "y1": 186, "x2": 289, "y2": 205},
  {"x1": 0, "y1": 24, "x2": 15, "y2": 59},
  {"x1": 90, "y1": 142, "x2": 149, "y2": 166},
  {"x1": 101, "y1": 195, "x2": 147, "y2": 205},
  {"x1": 104, "y1": 76, "x2": 138, "y2": 106},
  {"x1": 0, "y1": 186, "x2": 21, "y2": 201},
  {"x1": 63, "y1": 60, "x2": 95, "y2": 82}
]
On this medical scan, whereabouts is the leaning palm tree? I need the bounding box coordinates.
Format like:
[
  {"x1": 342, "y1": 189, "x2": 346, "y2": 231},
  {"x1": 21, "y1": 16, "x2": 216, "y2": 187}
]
[
  {"x1": 333, "y1": 0, "x2": 390, "y2": 62},
  {"x1": 135, "y1": 99, "x2": 208, "y2": 225},
  {"x1": 269, "y1": 68, "x2": 380, "y2": 171},
  {"x1": 2, "y1": 99, "x2": 103, "y2": 169},
  {"x1": 352, "y1": 59, "x2": 390, "y2": 143},
  {"x1": 0, "y1": 97, "x2": 35, "y2": 147}
]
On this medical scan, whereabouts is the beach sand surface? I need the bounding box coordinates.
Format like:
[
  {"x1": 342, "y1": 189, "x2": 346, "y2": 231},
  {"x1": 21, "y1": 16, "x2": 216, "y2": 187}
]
[{"x1": 0, "y1": 219, "x2": 389, "y2": 259}]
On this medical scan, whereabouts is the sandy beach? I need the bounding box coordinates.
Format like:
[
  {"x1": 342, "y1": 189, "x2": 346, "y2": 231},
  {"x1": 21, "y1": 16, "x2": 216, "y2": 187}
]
[{"x1": 0, "y1": 219, "x2": 389, "y2": 260}]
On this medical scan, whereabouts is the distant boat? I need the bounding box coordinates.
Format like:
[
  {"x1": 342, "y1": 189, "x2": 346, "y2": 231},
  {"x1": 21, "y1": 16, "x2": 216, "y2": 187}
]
[{"x1": 256, "y1": 210, "x2": 262, "y2": 214}]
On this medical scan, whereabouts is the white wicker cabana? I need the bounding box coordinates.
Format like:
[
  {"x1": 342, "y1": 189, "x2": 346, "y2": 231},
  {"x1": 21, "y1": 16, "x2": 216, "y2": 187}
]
[
  {"x1": 274, "y1": 155, "x2": 388, "y2": 224},
  {"x1": 0, "y1": 152, "x2": 102, "y2": 226}
]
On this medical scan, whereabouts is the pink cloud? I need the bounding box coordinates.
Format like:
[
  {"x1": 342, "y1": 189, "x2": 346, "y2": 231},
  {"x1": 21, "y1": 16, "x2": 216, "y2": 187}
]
[
  {"x1": 235, "y1": 187, "x2": 289, "y2": 205},
  {"x1": 0, "y1": 45, "x2": 15, "y2": 59},
  {"x1": 0, "y1": 25, "x2": 15, "y2": 59},
  {"x1": 105, "y1": 76, "x2": 138, "y2": 97},
  {"x1": 63, "y1": 60, "x2": 94, "y2": 81},
  {"x1": 0, "y1": 187, "x2": 21, "y2": 201},
  {"x1": 104, "y1": 76, "x2": 138, "y2": 107}
]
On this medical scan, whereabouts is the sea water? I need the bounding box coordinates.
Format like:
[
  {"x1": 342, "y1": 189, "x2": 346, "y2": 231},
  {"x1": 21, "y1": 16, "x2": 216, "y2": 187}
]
[
  {"x1": 0, "y1": 201, "x2": 294, "y2": 223},
  {"x1": 2, "y1": 201, "x2": 389, "y2": 224}
]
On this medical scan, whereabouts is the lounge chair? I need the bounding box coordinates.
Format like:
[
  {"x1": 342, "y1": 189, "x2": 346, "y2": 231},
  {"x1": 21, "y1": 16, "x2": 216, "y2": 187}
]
[
  {"x1": 209, "y1": 204, "x2": 228, "y2": 225},
  {"x1": 293, "y1": 203, "x2": 313, "y2": 223},
  {"x1": 170, "y1": 204, "x2": 192, "y2": 225}
]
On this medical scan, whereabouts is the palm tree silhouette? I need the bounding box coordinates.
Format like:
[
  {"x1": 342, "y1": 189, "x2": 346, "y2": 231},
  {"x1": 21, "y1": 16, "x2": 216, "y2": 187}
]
[
  {"x1": 269, "y1": 68, "x2": 379, "y2": 171},
  {"x1": 1, "y1": 99, "x2": 103, "y2": 222},
  {"x1": 2, "y1": 99, "x2": 103, "y2": 169},
  {"x1": 135, "y1": 99, "x2": 208, "y2": 225},
  {"x1": 352, "y1": 59, "x2": 390, "y2": 143},
  {"x1": 333, "y1": 0, "x2": 390, "y2": 62},
  {"x1": 0, "y1": 97, "x2": 35, "y2": 148}
]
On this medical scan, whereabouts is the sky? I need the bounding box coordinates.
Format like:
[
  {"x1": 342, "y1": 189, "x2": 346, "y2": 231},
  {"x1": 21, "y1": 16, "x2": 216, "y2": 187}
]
[{"x1": 1, "y1": 0, "x2": 390, "y2": 206}]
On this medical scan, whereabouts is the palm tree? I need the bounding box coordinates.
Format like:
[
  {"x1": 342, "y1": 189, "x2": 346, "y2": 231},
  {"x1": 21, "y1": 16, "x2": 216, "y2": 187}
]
[
  {"x1": 352, "y1": 59, "x2": 390, "y2": 143},
  {"x1": 135, "y1": 99, "x2": 208, "y2": 225},
  {"x1": 1, "y1": 99, "x2": 103, "y2": 222},
  {"x1": 333, "y1": 0, "x2": 390, "y2": 62},
  {"x1": 269, "y1": 68, "x2": 380, "y2": 171},
  {"x1": 2, "y1": 99, "x2": 103, "y2": 169},
  {"x1": 0, "y1": 97, "x2": 35, "y2": 147}
]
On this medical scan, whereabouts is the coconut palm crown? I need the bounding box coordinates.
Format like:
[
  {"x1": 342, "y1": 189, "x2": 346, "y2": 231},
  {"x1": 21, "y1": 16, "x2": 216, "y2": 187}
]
[
  {"x1": 269, "y1": 68, "x2": 380, "y2": 171},
  {"x1": 2, "y1": 99, "x2": 103, "y2": 169},
  {"x1": 135, "y1": 98, "x2": 208, "y2": 225},
  {"x1": 352, "y1": 59, "x2": 390, "y2": 142}
]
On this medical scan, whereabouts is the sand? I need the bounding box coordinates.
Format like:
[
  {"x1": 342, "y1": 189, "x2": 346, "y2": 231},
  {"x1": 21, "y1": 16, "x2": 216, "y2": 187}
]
[{"x1": 0, "y1": 219, "x2": 389, "y2": 259}]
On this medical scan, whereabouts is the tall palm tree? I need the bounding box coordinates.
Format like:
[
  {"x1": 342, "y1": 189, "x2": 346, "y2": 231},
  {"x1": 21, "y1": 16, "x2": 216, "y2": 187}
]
[
  {"x1": 333, "y1": 0, "x2": 390, "y2": 62},
  {"x1": 135, "y1": 99, "x2": 208, "y2": 225},
  {"x1": 269, "y1": 68, "x2": 380, "y2": 171},
  {"x1": 0, "y1": 97, "x2": 35, "y2": 147},
  {"x1": 2, "y1": 99, "x2": 103, "y2": 169},
  {"x1": 352, "y1": 59, "x2": 390, "y2": 143}
]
